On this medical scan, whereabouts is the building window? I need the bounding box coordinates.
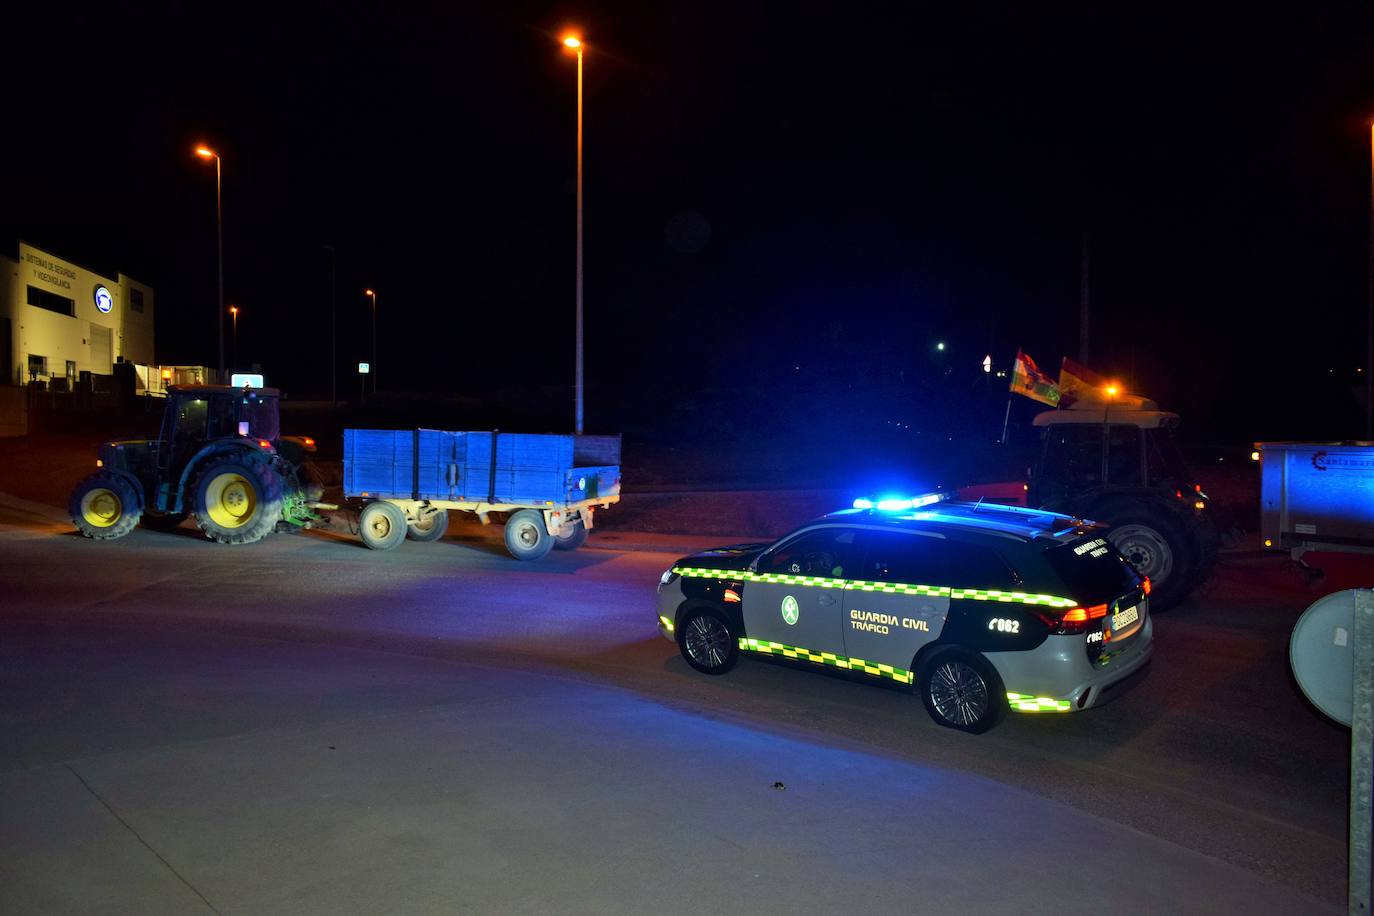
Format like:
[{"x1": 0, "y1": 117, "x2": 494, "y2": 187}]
[
  {"x1": 27, "y1": 285, "x2": 75, "y2": 317},
  {"x1": 28, "y1": 354, "x2": 48, "y2": 380},
  {"x1": 129, "y1": 288, "x2": 144, "y2": 313}
]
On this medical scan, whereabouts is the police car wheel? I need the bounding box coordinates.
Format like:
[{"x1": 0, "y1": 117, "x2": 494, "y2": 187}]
[
  {"x1": 918, "y1": 649, "x2": 1004, "y2": 734},
  {"x1": 677, "y1": 608, "x2": 738, "y2": 675}
]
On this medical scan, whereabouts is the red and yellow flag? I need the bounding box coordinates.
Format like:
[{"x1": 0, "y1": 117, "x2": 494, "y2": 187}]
[
  {"x1": 1009, "y1": 350, "x2": 1061, "y2": 406},
  {"x1": 1059, "y1": 357, "x2": 1107, "y2": 406}
]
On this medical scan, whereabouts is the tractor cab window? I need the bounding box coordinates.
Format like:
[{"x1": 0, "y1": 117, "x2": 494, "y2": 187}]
[
  {"x1": 1146, "y1": 426, "x2": 1191, "y2": 487},
  {"x1": 173, "y1": 399, "x2": 208, "y2": 453},
  {"x1": 1038, "y1": 424, "x2": 1104, "y2": 504},
  {"x1": 207, "y1": 397, "x2": 239, "y2": 439},
  {"x1": 1106, "y1": 424, "x2": 1144, "y2": 486},
  {"x1": 243, "y1": 396, "x2": 279, "y2": 441}
]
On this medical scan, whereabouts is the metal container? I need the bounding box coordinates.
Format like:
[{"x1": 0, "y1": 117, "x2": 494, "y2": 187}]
[{"x1": 1257, "y1": 441, "x2": 1374, "y2": 556}]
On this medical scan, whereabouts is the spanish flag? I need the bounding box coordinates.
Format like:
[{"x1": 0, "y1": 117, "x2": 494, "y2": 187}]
[
  {"x1": 1059, "y1": 357, "x2": 1107, "y2": 406},
  {"x1": 1009, "y1": 350, "x2": 1061, "y2": 406}
]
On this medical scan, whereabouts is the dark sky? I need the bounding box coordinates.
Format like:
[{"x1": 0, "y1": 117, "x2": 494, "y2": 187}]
[{"x1": 5, "y1": 2, "x2": 1374, "y2": 441}]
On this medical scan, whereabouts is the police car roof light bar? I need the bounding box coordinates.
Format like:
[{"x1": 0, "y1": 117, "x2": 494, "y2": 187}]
[{"x1": 852, "y1": 492, "x2": 950, "y2": 512}]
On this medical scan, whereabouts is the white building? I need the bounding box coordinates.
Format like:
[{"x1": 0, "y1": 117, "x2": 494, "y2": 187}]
[{"x1": 0, "y1": 241, "x2": 155, "y2": 386}]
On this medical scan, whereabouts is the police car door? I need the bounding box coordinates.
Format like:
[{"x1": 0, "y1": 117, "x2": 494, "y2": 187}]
[
  {"x1": 842, "y1": 530, "x2": 952, "y2": 681},
  {"x1": 744, "y1": 526, "x2": 859, "y2": 655}
]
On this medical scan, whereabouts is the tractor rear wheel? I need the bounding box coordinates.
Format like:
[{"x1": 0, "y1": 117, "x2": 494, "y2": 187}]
[
  {"x1": 70, "y1": 471, "x2": 142, "y2": 540},
  {"x1": 192, "y1": 453, "x2": 284, "y2": 545}
]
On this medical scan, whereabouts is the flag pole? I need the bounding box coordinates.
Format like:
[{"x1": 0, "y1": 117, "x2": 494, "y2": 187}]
[{"x1": 1000, "y1": 398, "x2": 1012, "y2": 444}]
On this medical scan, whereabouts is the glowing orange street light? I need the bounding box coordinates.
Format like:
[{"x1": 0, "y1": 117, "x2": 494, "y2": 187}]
[
  {"x1": 194, "y1": 144, "x2": 225, "y2": 375},
  {"x1": 229, "y1": 305, "x2": 240, "y2": 369},
  {"x1": 1104, "y1": 384, "x2": 1120, "y2": 397},
  {"x1": 563, "y1": 36, "x2": 581, "y2": 48}
]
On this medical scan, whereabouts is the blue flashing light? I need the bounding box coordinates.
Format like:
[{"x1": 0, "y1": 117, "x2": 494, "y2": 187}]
[{"x1": 854, "y1": 492, "x2": 949, "y2": 512}]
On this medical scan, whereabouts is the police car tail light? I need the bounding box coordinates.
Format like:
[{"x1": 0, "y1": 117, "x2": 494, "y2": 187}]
[
  {"x1": 1142, "y1": 577, "x2": 1152, "y2": 596},
  {"x1": 1053, "y1": 603, "x2": 1108, "y2": 635}
]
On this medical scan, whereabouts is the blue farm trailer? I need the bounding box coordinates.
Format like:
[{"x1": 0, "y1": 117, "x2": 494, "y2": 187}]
[{"x1": 343, "y1": 429, "x2": 621, "y2": 560}]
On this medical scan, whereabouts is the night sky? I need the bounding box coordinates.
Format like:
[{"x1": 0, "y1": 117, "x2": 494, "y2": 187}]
[{"x1": 5, "y1": 2, "x2": 1374, "y2": 445}]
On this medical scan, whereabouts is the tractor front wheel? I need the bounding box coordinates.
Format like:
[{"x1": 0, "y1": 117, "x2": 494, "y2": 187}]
[
  {"x1": 70, "y1": 471, "x2": 142, "y2": 540},
  {"x1": 192, "y1": 453, "x2": 284, "y2": 545}
]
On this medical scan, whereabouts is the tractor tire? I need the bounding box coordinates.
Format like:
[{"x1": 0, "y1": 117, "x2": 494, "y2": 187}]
[
  {"x1": 192, "y1": 452, "x2": 284, "y2": 545},
  {"x1": 1104, "y1": 509, "x2": 1193, "y2": 612},
  {"x1": 359, "y1": 501, "x2": 407, "y2": 550},
  {"x1": 406, "y1": 508, "x2": 449, "y2": 542},
  {"x1": 553, "y1": 519, "x2": 589, "y2": 551},
  {"x1": 504, "y1": 509, "x2": 554, "y2": 561},
  {"x1": 70, "y1": 471, "x2": 142, "y2": 540}
]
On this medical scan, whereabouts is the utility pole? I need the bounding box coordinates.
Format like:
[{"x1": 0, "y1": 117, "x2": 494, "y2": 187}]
[
  {"x1": 1366, "y1": 124, "x2": 1373, "y2": 439},
  {"x1": 1079, "y1": 231, "x2": 1091, "y2": 366}
]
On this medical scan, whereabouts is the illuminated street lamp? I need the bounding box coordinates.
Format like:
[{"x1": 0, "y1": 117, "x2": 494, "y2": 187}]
[
  {"x1": 194, "y1": 145, "x2": 225, "y2": 377},
  {"x1": 563, "y1": 33, "x2": 585, "y2": 433},
  {"x1": 365, "y1": 288, "x2": 377, "y2": 394},
  {"x1": 229, "y1": 305, "x2": 239, "y2": 369}
]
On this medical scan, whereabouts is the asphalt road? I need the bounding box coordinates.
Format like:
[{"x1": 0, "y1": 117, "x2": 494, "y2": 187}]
[{"x1": 0, "y1": 494, "x2": 1354, "y2": 913}]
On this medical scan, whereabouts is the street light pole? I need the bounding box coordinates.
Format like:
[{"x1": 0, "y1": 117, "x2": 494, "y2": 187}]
[
  {"x1": 366, "y1": 289, "x2": 378, "y2": 395},
  {"x1": 195, "y1": 146, "x2": 225, "y2": 378},
  {"x1": 565, "y1": 35, "x2": 585, "y2": 434},
  {"x1": 1367, "y1": 123, "x2": 1373, "y2": 439}
]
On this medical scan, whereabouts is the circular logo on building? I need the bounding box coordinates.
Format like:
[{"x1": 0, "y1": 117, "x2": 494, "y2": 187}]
[
  {"x1": 781, "y1": 595, "x2": 800, "y2": 626},
  {"x1": 93, "y1": 286, "x2": 113, "y2": 313}
]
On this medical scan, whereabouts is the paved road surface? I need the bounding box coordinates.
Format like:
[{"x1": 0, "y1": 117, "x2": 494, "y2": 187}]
[{"x1": 0, "y1": 494, "x2": 1352, "y2": 913}]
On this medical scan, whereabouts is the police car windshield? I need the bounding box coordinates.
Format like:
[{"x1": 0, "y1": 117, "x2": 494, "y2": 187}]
[{"x1": 1042, "y1": 536, "x2": 1141, "y2": 604}]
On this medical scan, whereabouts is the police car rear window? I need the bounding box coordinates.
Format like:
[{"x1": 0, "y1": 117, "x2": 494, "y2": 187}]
[{"x1": 1042, "y1": 536, "x2": 1140, "y2": 603}]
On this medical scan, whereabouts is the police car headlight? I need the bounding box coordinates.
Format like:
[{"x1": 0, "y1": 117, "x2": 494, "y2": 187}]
[{"x1": 658, "y1": 568, "x2": 679, "y2": 590}]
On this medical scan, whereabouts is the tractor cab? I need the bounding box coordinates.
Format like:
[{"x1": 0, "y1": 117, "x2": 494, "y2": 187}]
[{"x1": 149, "y1": 386, "x2": 282, "y2": 509}]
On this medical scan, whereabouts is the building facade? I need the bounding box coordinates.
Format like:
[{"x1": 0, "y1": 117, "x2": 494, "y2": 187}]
[{"x1": 0, "y1": 242, "x2": 155, "y2": 387}]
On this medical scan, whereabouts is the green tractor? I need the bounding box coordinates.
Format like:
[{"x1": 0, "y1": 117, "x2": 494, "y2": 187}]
[{"x1": 69, "y1": 385, "x2": 329, "y2": 544}]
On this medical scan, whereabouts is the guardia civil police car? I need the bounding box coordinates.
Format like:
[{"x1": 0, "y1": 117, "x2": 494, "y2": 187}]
[{"x1": 656, "y1": 494, "x2": 1152, "y2": 733}]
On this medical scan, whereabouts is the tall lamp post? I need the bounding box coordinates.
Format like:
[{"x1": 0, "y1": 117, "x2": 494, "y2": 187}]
[
  {"x1": 563, "y1": 35, "x2": 585, "y2": 434},
  {"x1": 1367, "y1": 122, "x2": 1373, "y2": 439},
  {"x1": 229, "y1": 305, "x2": 239, "y2": 370},
  {"x1": 194, "y1": 145, "x2": 225, "y2": 377},
  {"x1": 365, "y1": 288, "x2": 378, "y2": 394}
]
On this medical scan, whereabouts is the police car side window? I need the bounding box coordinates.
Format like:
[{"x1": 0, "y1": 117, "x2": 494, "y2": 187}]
[
  {"x1": 760, "y1": 528, "x2": 858, "y2": 579},
  {"x1": 857, "y1": 532, "x2": 1017, "y2": 589}
]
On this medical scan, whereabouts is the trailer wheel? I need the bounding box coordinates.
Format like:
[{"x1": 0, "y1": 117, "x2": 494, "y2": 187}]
[
  {"x1": 70, "y1": 471, "x2": 142, "y2": 540},
  {"x1": 553, "y1": 519, "x2": 589, "y2": 551},
  {"x1": 504, "y1": 509, "x2": 554, "y2": 560},
  {"x1": 359, "y1": 501, "x2": 407, "y2": 550},
  {"x1": 406, "y1": 508, "x2": 448, "y2": 542}
]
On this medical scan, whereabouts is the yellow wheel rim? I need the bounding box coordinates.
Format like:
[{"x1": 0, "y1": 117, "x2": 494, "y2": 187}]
[
  {"x1": 205, "y1": 472, "x2": 258, "y2": 529},
  {"x1": 81, "y1": 488, "x2": 122, "y2": 528},
  {"x1": 367, "y1": 510, "x2": 394, "y2": 540}
]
